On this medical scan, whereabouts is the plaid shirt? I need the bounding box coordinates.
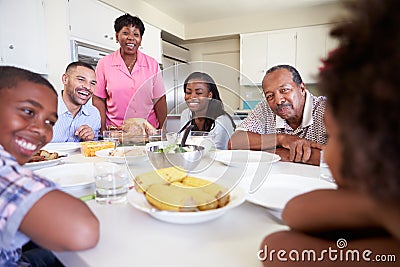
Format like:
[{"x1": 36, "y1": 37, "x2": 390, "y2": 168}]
[
  {"x1": 0, "y1": 146, "x2": 56, "y2": 266},
  {"x1": 237, "y1": 90, "x2": 328, "y2": 145}
]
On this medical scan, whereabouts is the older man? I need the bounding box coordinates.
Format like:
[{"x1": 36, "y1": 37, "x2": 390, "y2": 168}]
[
  {"x1": 228, "y1": 65, "x2": 327, "y2": 165},
  {"x1": 51, "y1": 61, "x2": 101, "y2": 142}
]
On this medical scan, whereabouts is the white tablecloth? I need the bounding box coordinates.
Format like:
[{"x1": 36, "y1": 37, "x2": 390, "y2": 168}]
[{"x1": 50, "y1": 152, "x2": 322, "y2": 267}]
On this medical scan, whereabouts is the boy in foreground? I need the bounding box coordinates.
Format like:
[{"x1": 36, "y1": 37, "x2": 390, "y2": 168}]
[{"x1": 0, "y1": 66, "x2": 99, "y2": 266}]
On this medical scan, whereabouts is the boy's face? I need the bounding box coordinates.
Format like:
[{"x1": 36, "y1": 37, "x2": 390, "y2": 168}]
[{"x1": 0, "y1": 81, "x2": 58, "y2": 165}]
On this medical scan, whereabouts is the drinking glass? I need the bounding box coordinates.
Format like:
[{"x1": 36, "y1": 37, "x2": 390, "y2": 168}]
[
  {"x1": 148, "y1": 129, "x2": 163, "y2": 143},
  {"x1": 103, "y1": 130, "x2": 122, "y2": 148},
  {"x1": 94, "y1": 162, "x2": 129, "y2": 204}
]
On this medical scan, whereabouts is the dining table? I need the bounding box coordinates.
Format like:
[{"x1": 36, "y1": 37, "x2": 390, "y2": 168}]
[{"x1": 35, "y1": 146, "x2": 332, "y2": 267}]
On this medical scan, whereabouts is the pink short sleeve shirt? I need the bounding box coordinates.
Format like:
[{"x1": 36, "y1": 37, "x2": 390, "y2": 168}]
[{"x1": 94, "y1": 49, "x2": 165, "y2": 128}]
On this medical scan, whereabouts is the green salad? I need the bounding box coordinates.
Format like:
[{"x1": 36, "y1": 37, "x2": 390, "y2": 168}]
[{"x1": 156, "y1": 144, "x2": 193, "y2": 153}]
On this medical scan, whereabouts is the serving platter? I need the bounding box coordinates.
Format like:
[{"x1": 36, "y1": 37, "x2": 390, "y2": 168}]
[{"x1": 127, "y1": 186, "x2": 246, "y2": 224}]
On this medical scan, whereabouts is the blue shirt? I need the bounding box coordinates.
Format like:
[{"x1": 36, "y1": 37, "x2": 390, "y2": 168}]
[
  {"x1": 51, "y1": 93, "x2": 101, "y2": 142},
  {"x1": 0, "y1": 146, "x2": 56, "y2": 266}
]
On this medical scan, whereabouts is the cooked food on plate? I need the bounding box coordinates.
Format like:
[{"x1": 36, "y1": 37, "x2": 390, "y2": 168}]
[
  {"x1": 107, "y1": 147, "x2": 146, "y2": 157},
  {"x1": 80, "y1": 141, "x2": 115, "y2": 157},
  {"x1": 135, "y1": 167, "x2": 230, "y2": 212},
  {"x1": 28, "y1": 149, "x2": 59, "y2": 162}
]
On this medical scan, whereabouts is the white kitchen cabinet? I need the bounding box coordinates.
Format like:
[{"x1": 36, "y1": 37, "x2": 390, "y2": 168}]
[
  {"x1": 0, "y1": 0, "x2": 48, "y2": 74},
  {"x1": 140, "y1": 22, "x2": 162, "y2": 63},
  {"x1": 68, "y1": 0, "x2": 122, "y2": 51},
  {"x1": 240, "y1": 32, "x2": 268, "y2": 86},
  {"x1": 266, "y1": 29, "x2": 297, "y2": 70},
  {"x1": 240, "y1": 29, "x2": 296, "y2": 86},
  {"x1": 240, "y1": 24, "x2": 336, "y2": 85},
  {"x1": 296, "y1": 25, "x2": 327, "y2": 83}
]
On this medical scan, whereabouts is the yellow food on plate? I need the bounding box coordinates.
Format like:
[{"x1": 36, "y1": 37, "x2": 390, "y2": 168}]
[
  {"x1": 134, "y1": 166, "x2": 187, "y2": 192},
  {"x1": 135, "y1": 167, "x2": 230, "y2": 212},
  {"x1": 80, "y1": 141, "x2": 115, "y2": 157},
  {"x1": 145, "y1": 183, "x2": 218, "y2": 212}
]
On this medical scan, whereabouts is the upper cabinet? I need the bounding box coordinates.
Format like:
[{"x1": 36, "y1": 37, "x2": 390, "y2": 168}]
[
  {"x1": 0, "y1": 0, "x2": 48, "y2": 74},
  {"x1": 266, "y1": 29, "x2": 297, "y2": 71},
  {"x1": 68, "y1": 0, "x2": 122, "y2": 51},
  {"x1": 240, "y1": 24, "x2": 337, "y2": 85},
  {"x1": 140, "y1": 22, "x2": 162, "y2": 63},
  {"x1": 296, "y1": 25, "x2": 333, "y2": 83},
  {"x1": 240, "y1": 32, "x2": 268, "y2": 86}
]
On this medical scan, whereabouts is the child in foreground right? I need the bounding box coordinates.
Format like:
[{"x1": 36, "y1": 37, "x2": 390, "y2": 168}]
[{"x1": 260, "y1": 0, "x2": 400, "y2": 266}]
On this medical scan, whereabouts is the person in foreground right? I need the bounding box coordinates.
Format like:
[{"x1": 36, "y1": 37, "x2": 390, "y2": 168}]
[{"x1": 260, "y1": 0, "x2": 400, "y2": 266}]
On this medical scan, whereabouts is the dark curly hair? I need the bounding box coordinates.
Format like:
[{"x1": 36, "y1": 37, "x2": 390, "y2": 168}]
[
  {"x1": 114, "y1": 13, "x2": 145, "y2": 36},
  {"x1": 319, "y1": 0, "x2": 400, "y2": 206},
  {"x1": 183, "y1": 72, "x2": 236, "y2": 132}
]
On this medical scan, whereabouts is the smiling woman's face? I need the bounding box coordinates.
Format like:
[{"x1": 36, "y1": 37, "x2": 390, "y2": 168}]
[
  {"x1": 0, "y1": 81, "x2": 58, "y2": 165},
  {"x1": 184, "y1": 79, "x2": 212, "y2": 115},
  {"x1": 116, "y1": 25, "x2": 142, "y2": 56}
]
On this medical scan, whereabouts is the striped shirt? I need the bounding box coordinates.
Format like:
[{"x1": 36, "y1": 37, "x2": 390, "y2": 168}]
[
  {"x1": 51, "y1": 93, "x2": 101, "y2": 142},
  {"x1": 237, "y1": 91, "x2": 328, "y2": 145},
  {"x1": 0, "y1": 146, "x2": 56, "y2": 265}
]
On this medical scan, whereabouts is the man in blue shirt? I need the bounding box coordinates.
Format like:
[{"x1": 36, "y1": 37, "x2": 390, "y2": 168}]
[{"x1": 51, "y1": 61, "x2": 101, "y2": 142}]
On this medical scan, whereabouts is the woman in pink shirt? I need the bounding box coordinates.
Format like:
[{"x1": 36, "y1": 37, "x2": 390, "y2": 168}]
[{"x1": 93, "y1": 14, "x2": 167, "y2": 132}]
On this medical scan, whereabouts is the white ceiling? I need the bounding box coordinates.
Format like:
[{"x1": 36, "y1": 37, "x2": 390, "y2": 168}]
[{"x1": 141, "y1": 0, "x2": 338, "y2": 25}]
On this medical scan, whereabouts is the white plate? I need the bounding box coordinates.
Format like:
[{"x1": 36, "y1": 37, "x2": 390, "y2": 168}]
[
  {"x1": 34, "y1": 163, "x2": 95, "y2": 189},
  {"x1": 95, "y1": 146, "x2": 147, "y2": 164},
  {"x1": 128, "y1": 186, "x2": 246, "y2": 224},
  {"x1": 24, "y1": 158, "x2": 63, "y2": 171},
  {"x1": 247, "y1": 174, "x2": 337, "y2": 210},
  {"x1": 214, "y1": 150, "x2": 281, "y2": 167},
  {"x1": 42, "y1": 142, "x2": 81, "y2": 153}
]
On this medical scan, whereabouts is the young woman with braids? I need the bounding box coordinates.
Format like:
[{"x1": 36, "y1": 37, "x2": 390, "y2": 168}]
[{"x1": 180, "y1": 72, "x2": 236, "y2": 150}]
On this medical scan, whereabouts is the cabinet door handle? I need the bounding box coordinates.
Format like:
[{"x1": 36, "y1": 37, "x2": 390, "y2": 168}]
[
  {"x1": 104, "y1": 34, "x2": 108, "y2": 38},
  {"x1": 9, "y1": 44, "x2": 14, "y2": 49}
]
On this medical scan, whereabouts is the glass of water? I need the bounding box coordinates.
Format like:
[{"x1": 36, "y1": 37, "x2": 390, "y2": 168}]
[
  {"x1": 103, "y1": 130, "x2": 122, "y2": 148},
  {"x1": 320, "y1": 150, "x2": 335, "y2": 183},
  {"x1": 94, "y1": 162, "x2": 129, "y2": 204}
]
